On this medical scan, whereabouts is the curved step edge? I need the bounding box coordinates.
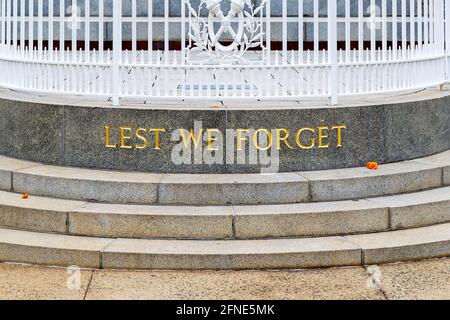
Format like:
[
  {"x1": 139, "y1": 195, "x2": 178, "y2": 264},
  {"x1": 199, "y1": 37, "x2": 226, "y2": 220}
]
[
  {"x1": 1, "y1": 223, "x2": 450, "y2": 270},
  {"x1": 0, "y1": 151, "x2": 448, "y2": 205},
  {"x1": 0, "y1": 186, "x2": 449, "y2": 239}
]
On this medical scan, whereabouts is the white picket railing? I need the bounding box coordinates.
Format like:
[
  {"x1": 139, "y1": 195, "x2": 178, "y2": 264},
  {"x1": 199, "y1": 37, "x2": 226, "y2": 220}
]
[{"x1": 0, "y1": 0, "x2": 449, "y2": 106}]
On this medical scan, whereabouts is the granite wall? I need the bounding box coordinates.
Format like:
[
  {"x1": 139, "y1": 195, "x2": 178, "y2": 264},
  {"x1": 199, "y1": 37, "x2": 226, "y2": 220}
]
[{"x1": 0, "y1": 94, "x2": 448, "y2": 173}]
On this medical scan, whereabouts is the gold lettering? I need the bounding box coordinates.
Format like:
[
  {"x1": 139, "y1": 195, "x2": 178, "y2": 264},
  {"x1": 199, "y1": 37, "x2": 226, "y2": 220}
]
[
  {"x1": 236, "y1": 129, "x2": 250, "y2": 151},
  {"x1": 206, "y1": 129, "x2": 220, "y2": 151},
  {"x1": 149, "y1": 128, "x2": 166, "y2": 150},
  {"x1": 296, "y1": 128, "x2": 315, "y2": 149},
  {"x1": 120, "y1": 127, "x2": 133, "y2": 149},
  {"x1": 135, "y1": 128, "x2": 147, "y2": 149},
  {"x1": 332, "y1": 125, "x2": 347, "y2": 148},
  {"x1": 317, "y1": 126, "x2": 330, "y2": 148},
  {"x1": 253, "y1": 129, "x2": 273, "y2": 151},
  {"x1": 179, "y1": 129, "x2": 204, "y2": 149},
  {"x1": 276, "y1": 128, "x2": 294, "y2": 150},
  {"x1": 104, "y1": 126, "x2": 116, "y2": 148}
]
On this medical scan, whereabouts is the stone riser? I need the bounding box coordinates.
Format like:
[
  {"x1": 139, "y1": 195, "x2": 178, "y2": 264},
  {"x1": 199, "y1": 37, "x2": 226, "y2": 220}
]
[
  {"x1": 1, "y1": 151, "x2": 449, "y2": 206},
  {"x1": 1, "y1": 223, "x2": 450, "y2": 270},
  {"x1": 1, "y1": 187, "x2": 449, "y2": 240}
]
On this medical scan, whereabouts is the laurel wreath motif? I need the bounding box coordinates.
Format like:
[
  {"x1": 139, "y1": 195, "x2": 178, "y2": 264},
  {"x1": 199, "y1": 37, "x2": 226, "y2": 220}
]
[{"x1": 185, "y1": 0, "x2": 266, "y2": 63}]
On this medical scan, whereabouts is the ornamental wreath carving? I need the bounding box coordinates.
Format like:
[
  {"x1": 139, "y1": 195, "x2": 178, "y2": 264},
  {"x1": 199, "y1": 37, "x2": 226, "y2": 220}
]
[{"x1": 185, "y1": 0, "x2": 266, "y2": 64}]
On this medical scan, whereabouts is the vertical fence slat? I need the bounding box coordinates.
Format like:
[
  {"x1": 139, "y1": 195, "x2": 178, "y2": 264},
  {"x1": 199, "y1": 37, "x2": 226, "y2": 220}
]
[
  {"x1": 313, "y1": 0, "x2": 318, "y2": 63},
  {"x1": 6, "y1": 0, "x2": 10, "y2": 46},
  {"x1": 112, "y1": 0, "x2": 121, "y2": 105},
  {"x1": 99, "y1": 0, "x2": 103, "y2": 61},
  {"x1": 358, "y1": 0, "x2": 363, "y2": 61},
  {"x1": 37, "y1": 0, "x2": 42, "y2": 52},
  {"x1": 85, "y1": 0, "x2": 90, "y2": 59},
  {"x1": 298, "y1": 0, "x2": 303, "y2": 62},
  {"x1": 345, "y1": 0, "x2": 350, "y2": 62},
  {"x1": 328, "y1": 0, "x2": 337, "y2": 104},
  {"x1": 164, "y1": 0, "x2": 168, "y2": 63},
  {"x1": 20, "y1": 0, "x2": 25, "y2": 50},
  {"x1": 49, "y1": 0, "x2": 54, "y2": 52},
  {"x1": 382, "y1": 0, "x2": 387, "y2": 60},
  {"x1": 445, "y1": 0, "x2": 450, "y2": 82},
  {"x1": 60, "y1": 0, "x2": 65, "y2": 53},
  {"x1": 12, "y1": 0, "x2": 16, "y2": 48},
  {"x1": 425, "y1": 0, "x2": 429, "y2": 47},
  {"x1": 71, "y1": 0, "x2": 77, "y2": 52},
  {"x1": 430, "y1": 0, "x2": 435, "y2": 46},
  {"x1": 148, "y1": 0, "x2": 153, "y2": 62},
  {"x1": 181, "y1": 0, "x2": 185, "y2": 65},
  {"x1": 265, "y1": 0, "x2": 271, "y2": 64},
  {"x1": 393, "y1": 0, "x2": 398, "y2": 59},
  {"x1": 446, "y1": 0, "x2": 450, "y2": 52},
  {"x1": 411, "y1": 0, "x2": 416, "y2": 51},
  {"x1": 131, "y1": 0, "x2": 136, "y2": 53},
  {"x1": 401, "y1": 0, "x2": 407, "y2": 57},
  {"x1": 370, "y1": 0, "x2": 376, "y2": 60},
  {"x1": 418, "y1": 0, "x2": 423, "y2": 50},
  {"x1": 1, "y1": 0, "x2": 5, "y2": 45},
  {"x1": 282, "y1": 0, "x2": 287, "y2": 64}
]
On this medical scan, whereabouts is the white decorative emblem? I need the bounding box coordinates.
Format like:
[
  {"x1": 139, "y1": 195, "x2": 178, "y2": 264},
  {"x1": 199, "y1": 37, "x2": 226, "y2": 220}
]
[{"x1": 185, "y1": 0, "x2": 266, "y2": 64}]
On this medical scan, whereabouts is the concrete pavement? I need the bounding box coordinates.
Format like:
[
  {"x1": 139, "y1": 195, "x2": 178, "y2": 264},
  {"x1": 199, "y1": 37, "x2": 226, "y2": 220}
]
[{"x1": 0, "y1": 258, "x2": 449, "y2": 300}]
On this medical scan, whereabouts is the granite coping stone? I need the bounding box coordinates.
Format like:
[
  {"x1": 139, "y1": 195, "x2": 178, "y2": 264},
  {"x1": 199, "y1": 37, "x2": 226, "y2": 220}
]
[
  {"x1": 345, "y1": 223, "x2": 450, "y2": 265},
  {"x1": 68, "y1": 202, "x2": 234, "y2": 239},
  {"x1": 233, "y1": 200, "x2": 389, "y2": 238},
  {"x1": 0, "y1": 228, "x2": 113, "y2": 268},
  {"x1": 0, "y1": 156, "x2": 39, "y2": 190},
  {"x1": 0, "y1": 150, "x2": 448, "y2": 204},
  {"x1": 367, "y1": 186, "x2": 450, "y2": 230},
  {"x1": 100, "y1": 237, "x2": 362, "y2": 269},
  {"x1": 1, "y1": 151, "x2": 447, "y2": 186}
]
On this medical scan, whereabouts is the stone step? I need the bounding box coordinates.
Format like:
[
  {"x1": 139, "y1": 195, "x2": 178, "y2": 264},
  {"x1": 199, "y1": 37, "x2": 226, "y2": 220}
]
[
  {"x1": 1, "y1": 187, "x2": 449, "y2": 239},
  {"x1": 0, "y1": 151, "x2": 449, "y2": 205},
  {"x1": 1, "y1": 223, "x2": 450, "y2": 269}
]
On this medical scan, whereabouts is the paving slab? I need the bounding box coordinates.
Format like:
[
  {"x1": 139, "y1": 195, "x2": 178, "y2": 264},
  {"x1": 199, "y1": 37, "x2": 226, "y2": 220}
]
[
  {"x1": 377, "y1": 258, "x2": 450, "y2": 300},
  {"x1": 1, "y1": 258, "x2": 450, "y2": 300},
  {"x1": 0, "y1": 263, "x2": 92, "y2": 300},
  {"x1": 85, "y1": 267, "x2": 383, "y2": 300}
]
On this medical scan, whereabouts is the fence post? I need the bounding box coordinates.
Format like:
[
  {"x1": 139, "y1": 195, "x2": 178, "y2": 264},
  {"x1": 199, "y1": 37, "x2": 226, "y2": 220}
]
[
  {"x1": 112, "y1": 0, "x2": 122, "y2": 106},
  {"x1": 328, "y1": 0, "x2": 338, "y2": 105},
  {"x1": 435, "y1": 0, "x2": 445, "y2": 53},
  {"x1": 434, "y1": 0, "x2": 445, "y2": 89},
  {"x1": 444, "y1": 0, "x2": 450, "y2": 83}
]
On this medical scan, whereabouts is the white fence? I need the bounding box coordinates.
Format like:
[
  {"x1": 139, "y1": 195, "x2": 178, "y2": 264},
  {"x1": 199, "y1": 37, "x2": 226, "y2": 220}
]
[{"x1": 0, "y1": 0, "x2": 449, "y2": 105}]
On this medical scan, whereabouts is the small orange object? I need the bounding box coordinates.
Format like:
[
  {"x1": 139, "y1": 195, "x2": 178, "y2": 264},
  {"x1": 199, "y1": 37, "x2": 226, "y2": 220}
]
[
  {"x1": 367, "y1": 162, "x2": 379, "y2": 170},
  {"x1": 21, "y1": 193, "x2": 29, "y2": 199}
]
